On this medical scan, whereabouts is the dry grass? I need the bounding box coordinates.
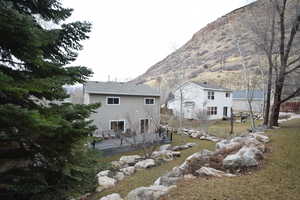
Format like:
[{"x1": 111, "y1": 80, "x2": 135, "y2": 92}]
[
  {"x1": 162, "y1": 114, "x2": 261, "y2": 138},
  {"x1": 162, "y1": 119, "x2": 300, "y2": 200},
  {"x1": 90, "y1": 135, "x2": 215, "y2": 200}
]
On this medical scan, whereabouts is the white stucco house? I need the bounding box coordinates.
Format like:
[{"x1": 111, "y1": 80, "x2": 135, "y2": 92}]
[{"x1": 167, "y1": 81, "x2": 232, "y2": 120}]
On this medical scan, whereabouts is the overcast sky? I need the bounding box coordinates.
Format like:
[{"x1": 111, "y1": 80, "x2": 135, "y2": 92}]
[{"x1": 63, "y1": 0, "x2": 255, "y2": 82}]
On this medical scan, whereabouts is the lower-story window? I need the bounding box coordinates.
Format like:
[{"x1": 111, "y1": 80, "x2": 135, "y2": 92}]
[
  {"x1": 140, "y1": 119, "x2": 149, "y2": 133},
  {"x1": 207, "y1": 107, "x2": 217, "y2": 115},
  {"x1": 110, "y1": 120, "x2": 125, "y2": 132}
]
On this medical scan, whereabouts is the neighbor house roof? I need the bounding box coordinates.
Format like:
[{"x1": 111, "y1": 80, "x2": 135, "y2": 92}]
[
  {"x1": 233, "y1": 90, "x2": 264, "y2": 100},
  {"x1": 84, "y1": 81, "x2": 160, "y2": 97},
  {"x1": 191, "y1": 81, "x2": 232, "y2": 91}
]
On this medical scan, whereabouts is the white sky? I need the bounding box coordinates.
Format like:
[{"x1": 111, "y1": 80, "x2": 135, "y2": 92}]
[{"x1": 63, "y1": 0, "x2": 255, "y2": 82}]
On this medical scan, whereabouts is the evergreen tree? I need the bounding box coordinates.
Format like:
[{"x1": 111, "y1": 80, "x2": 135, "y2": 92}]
[{"x1": 0, "y1": 1, "x2": 100, "y2": 199}]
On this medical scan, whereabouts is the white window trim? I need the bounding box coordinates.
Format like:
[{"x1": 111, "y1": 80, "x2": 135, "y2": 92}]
[
  {"x1": 144, "y1": 97, "x2": 155, "y2": 105},
  {"x1": 208, "y1": 91, "x2": 215, "y2": 100},
  {"x1": 106, "y1": 96, "x2": 120, "y2": 105},
  {"x1": 109, "y1": 120, "x2": 126, "y2": 132},
  {"x1": 207, "y1": 106, "x2": 218, "y2": 115}
]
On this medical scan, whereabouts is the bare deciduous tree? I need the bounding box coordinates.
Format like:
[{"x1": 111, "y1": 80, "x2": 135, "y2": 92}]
[{"x1": 244, "y1": 0, "x2": 300, "y2": 127}]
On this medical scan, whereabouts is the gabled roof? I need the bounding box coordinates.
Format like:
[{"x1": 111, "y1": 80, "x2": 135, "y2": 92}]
[
  {"x1": 233, "y1": 90, "x2": 264, "y2": 100},
  {"x1": 84, "y1": 81, "x2": 160, "y2": 97},
  {"x1": 191, "y1": 81, "x2": 232, "y2": 92}
]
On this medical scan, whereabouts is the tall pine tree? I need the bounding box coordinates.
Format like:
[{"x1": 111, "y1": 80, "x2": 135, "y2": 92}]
[{"x1": 0, "y1": 1, "x2": 100, "y2": 199}]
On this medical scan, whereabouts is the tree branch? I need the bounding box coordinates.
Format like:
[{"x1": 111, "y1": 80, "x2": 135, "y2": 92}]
[
  {"x1": 0, "y1": 59, "x2": 25, "y2": 66},
  {"x1": 287, "y1": 55, "x2": 300, "y2": 67},
  {"x1": 280, "y1": 87, "x2": 300, "y2": 103},
  {"x1": 285, "y1": 64, "x2": 300, "y2": 75}
]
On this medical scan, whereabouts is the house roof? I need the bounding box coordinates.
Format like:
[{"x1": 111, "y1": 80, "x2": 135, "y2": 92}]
[
  {"x1": 191, "y1": 81, "x2": 232, "y2": 91},
  {"x1": 233, "y1": 90, "x2": 264, "y2": 100},
  {"x1": 84, "y1": 81, "x2": 160, "y2": 97}
]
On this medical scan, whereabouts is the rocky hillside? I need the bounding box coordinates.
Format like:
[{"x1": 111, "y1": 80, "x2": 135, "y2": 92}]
[{"x1": 133, "y1": 2, "x2": 262, "y2": 89}]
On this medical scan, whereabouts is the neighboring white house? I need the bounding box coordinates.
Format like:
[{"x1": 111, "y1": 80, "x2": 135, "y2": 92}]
[
  {"x1": 167, "y1": 81, "x2": 232, "y2": 120},
  {"x1": 232, "y1": 90, "x2": 264, "y2": 113}
]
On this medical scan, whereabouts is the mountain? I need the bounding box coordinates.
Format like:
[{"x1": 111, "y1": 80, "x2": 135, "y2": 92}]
[{"x1": 133, "y1": 2, "x2": 262, "y2": 89}]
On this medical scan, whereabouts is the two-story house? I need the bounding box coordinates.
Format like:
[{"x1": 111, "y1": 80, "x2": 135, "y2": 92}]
[
  {"x1": 167, "y1": 81, "x2": 232, "y2": 120},
  {"x1": 83, "y1": 81, "x2": 160, "y2": 134}
]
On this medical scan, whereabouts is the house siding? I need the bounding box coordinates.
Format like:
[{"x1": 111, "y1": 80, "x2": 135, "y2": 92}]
[
  {"x1": 233, "y1": 99, "x2": 264, "y2": 113},
  {"x1": 87, "y1": 94, "x2": 160, "y2": 133},
  {"x1": 168, "y1": 82, "x2": 232, "y2": 120}
]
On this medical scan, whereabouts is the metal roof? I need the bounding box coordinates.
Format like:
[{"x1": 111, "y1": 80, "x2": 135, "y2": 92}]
[
  {"x1": 84, "y1": 81, "x2": 160, "y2": 97},
  {"x1": 191, "y1": 81, "x2": 232, "y2": 91},
  {"x1": 232, "y1": 90, "x2": 264, "y2": 100}
]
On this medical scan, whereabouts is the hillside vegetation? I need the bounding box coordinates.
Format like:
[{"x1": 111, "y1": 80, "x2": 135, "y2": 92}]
[{"x1": 133, "y1": 1, "x2": 299, "y2": 90}]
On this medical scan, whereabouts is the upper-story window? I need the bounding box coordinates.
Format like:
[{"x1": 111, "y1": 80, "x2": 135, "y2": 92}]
[
  {"x1": 107, "y1": 97, "x2": 120, "y2": 105},
  {"x1": 145, "y1": 98, "x2": 155, "y2": 105},
  {"x1": 208, "y1": 91, "x2": 215, "y2": 100},
  {"x1": 226, "y1": 92, "x2": 230, "y2": 98}
]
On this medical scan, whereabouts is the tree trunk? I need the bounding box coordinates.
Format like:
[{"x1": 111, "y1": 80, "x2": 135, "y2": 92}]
[
  {"x1": 269, "y1": 96, "x2": 281, "y2": 127},
  {"x1": 248, "y1": 99, "x2": 256, "y2": 130},
  {"x1": 269, "y1": 76, "x2": 285, "y2": 127},
  {"x1": 263, "y1": 61, "x2": 273, "y2": 126},
  {"x1": 179, "y1": 90, "x2": 183, "y2": 131}
]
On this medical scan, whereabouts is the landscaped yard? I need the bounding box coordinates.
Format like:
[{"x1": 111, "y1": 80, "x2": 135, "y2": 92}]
[
  {"x1": 89, "y1": 118, "x2": 258, "y2": 199},
  {"x1": 163, "y1": 113, "x2": 262, "y2": 138},
  {"x1": 90, "y1": 135, "x2": 214, "y2": 200},
  {"x1": 162, "y1": 119, "x2": 300, "y2": 200}
]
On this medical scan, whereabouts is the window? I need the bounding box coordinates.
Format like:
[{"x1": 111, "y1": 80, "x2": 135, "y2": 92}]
[
  {"x1": 145, "y1": 98, "x2": 155, "y2": 105},
  {"x1": 208, "y1": 91, "x2": 215, "y2": 100},
  {"x1": 110, "y1": 120, "x2": 125, "y2": 132},
  {"x1": 225, "y1": 92, "x2": 230, "y2": 98},
  {"x1": 140, "y1": 119, "x2": 149, "y2": 133},
  {"x1": 107, "y1": 97, "x2": 120, "y2": 105},
  {"x1": 207, "y1": 107, "x2": 217, "y2": 115}
]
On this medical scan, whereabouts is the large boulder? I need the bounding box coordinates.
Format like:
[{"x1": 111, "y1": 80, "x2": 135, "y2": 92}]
[
  {"x1": 98, "y1": 176, "x2": 117, "y2": 189},
  {"x1": 191, "y1": 132, "x2": 201, "y2": 138},
  {"x1": 97, "y1": 170, "x2": 111, "y2": 177},
  {"x1": 216, "y1": 140, "x2": 241, "y2": 150},
  {"x1": 126, "y1": 185, "x2": 175, "y2": 200},
  {"x1": 243, "y1": 137, "x2": 266, "y2": 153},
  {"x1": 178, "y1": 149, "x2": 213, "y2": 174},
  {"x1": 172, "y1": 144, "x2": 189, "y2": 151},
  {"x1": 119, "y1": 155, "x2": 142, "y2": 165},
  {"x1": 135, "y1": 159, "x2": 156, "y2": 169},
  {"x1": 223, "y1": 146, "x2": 263, "y2": 169},
  {"x1": 200, "y1": 135, "x2": 221, "y2": 142},
  {"x1": 100, "y1": 193, "x2": 123, "y2": 200},
  {"x1": 159, "y1": 144, "x2": 172, "y2": 151},
  {"x1": 114, "y1": 172, "x2": 125, "y2": 181},
  {"x1": 111, "y1": 160, "x2": 127, "y2": 169},
  {"x1": 154, "y1": 167, "x2": 184, "y2": 186},
  {"x1": 152, "y1": 150, "x2": 180, "y2": 161},
  {"x1": 250, "y1": 132, "x2": 270, "y2": 143},
  {"x1": 120, "y1": 166, "x2": 136, "y2": 176},
  {"x1": 196, "y1": 167, "x2": 235, "y2": 177}
]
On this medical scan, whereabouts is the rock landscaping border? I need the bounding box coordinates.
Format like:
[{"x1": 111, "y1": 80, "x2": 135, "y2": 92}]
[{"x1": 99, "y1": 130, "x2": 270, "y2": 200}]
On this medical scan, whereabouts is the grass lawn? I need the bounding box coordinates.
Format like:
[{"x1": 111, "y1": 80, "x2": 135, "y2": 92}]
[
  {"x1": 164, "y1": 114, "x2": 262, "y2": 138},
  {"x1": 162, "y1": 119, "x2": 300, "y2": 200},
  {"x1": 90, "y1": 135, "x2": 215, "y2": 200},
  {"x1": 89, "y1": 117, "x2": 258, "y2": 199}
]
